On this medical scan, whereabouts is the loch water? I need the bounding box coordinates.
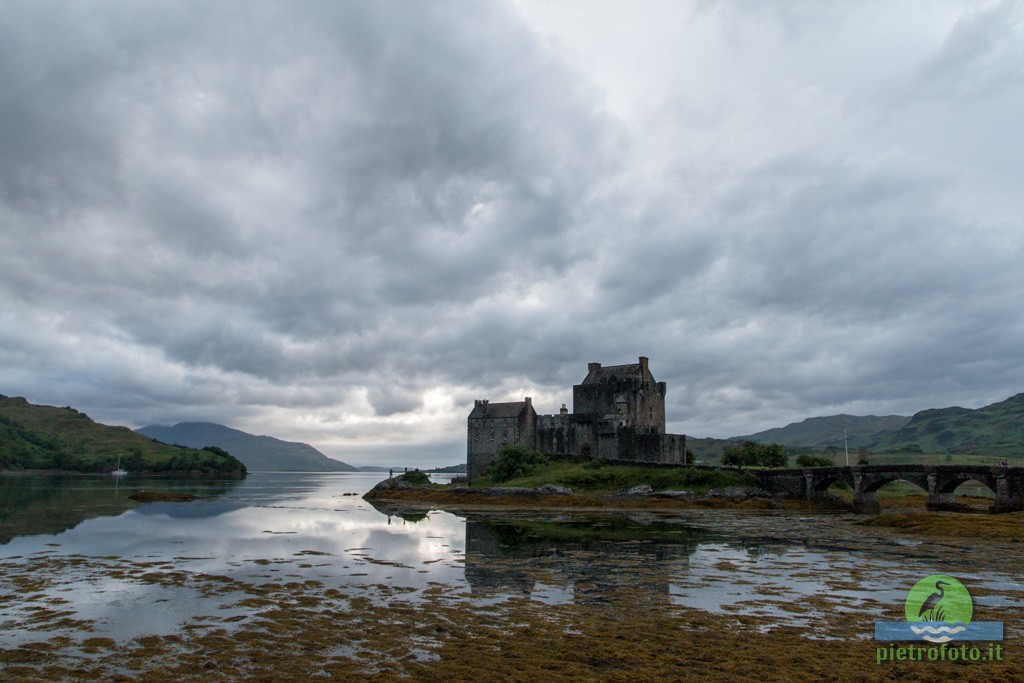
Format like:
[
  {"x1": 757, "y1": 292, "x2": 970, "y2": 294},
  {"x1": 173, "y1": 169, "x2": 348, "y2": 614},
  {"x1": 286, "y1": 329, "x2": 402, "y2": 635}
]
[{"x1": 2, "y1": 471, "x2": 1023, "y2": 649}]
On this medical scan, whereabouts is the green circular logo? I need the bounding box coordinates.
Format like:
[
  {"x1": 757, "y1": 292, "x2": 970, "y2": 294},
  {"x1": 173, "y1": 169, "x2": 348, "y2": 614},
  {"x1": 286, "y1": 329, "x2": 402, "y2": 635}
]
[{"x1": 905, "y1": 575, "x2": 973, "y2": 624}]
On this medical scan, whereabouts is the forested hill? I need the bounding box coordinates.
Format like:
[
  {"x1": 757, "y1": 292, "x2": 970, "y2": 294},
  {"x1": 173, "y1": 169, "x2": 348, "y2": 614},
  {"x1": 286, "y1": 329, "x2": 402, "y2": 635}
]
[
  {"x1": 0, "y1": 396, "x2": 245, "y2": 476},
  {"x1": 732, "y1": 393, "x2": 1024, "y2": 457},
  {"x1": 869, "y1": 393, "x2": 1024, "y2": 456},
  {"x1": 137, "y1": 422, "x2": 356, "y2": 472}
]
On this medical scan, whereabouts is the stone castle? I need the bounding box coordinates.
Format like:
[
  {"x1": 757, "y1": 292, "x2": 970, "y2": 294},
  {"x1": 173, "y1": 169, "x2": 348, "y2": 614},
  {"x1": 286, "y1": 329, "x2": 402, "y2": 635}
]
[{"x1": 467, "y1": 357, "x2": 687, "y2": 479}]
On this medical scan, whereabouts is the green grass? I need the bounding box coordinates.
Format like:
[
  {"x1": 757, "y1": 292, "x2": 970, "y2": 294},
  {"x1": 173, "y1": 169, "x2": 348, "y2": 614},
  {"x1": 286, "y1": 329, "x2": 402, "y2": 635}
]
[
  {"x1": 471, "y1": 460, "x2": 758, "y2": 493},
  {"x1": 858, "y1": 452, "x2": 1011, "y2": 466}
]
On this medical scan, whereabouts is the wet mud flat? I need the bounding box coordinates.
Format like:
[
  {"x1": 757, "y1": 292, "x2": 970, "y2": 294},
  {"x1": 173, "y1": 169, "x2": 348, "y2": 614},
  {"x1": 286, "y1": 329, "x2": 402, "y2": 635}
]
[{"x1": 3, "y1": 505, "x2": 1024, "y2": 681}]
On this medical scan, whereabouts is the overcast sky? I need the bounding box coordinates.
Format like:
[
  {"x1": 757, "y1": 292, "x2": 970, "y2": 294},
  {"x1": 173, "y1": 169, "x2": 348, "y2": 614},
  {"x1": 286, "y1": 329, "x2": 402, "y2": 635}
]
[{"x1": 2, "y1": 0, "x2": 1022, "y2": 466}]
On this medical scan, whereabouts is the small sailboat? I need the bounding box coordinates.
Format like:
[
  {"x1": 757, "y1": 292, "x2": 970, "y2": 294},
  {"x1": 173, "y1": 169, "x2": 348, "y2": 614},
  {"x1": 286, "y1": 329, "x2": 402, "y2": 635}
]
[{"x1": 112, "y1": 454, "x2": 128, "y2": 477}]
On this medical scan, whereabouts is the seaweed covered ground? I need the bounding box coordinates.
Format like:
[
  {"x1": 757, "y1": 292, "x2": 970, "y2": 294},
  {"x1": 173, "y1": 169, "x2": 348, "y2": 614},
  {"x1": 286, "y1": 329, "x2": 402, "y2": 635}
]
[{"x1": 2, "y1": 550, "x2": 1023, "y2": 682}]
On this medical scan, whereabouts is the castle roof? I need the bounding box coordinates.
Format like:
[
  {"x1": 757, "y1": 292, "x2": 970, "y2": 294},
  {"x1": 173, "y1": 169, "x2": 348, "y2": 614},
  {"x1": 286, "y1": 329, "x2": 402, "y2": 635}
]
[
  {"x1": 468, "y1": 400, "x2": 532, "y2": 420},
  {"x1": 581, "y1": 363, "x2": 643, "y2": 385}
]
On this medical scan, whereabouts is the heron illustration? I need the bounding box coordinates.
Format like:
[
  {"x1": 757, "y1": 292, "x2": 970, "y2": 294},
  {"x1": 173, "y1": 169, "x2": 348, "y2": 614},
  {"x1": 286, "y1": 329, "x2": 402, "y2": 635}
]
[{"x1": 918, "y1": 580, "x2": 949, "y2": 622}]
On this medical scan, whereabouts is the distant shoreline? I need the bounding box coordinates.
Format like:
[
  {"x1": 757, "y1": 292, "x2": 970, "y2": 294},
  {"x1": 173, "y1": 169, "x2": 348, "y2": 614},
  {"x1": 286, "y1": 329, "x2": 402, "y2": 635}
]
[{"x1": 0, "y1": 468, "x2": 246, "y2": 479}]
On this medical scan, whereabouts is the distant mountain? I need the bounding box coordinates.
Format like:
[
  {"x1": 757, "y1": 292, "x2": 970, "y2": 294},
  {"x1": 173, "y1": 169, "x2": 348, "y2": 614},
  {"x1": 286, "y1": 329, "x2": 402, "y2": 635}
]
[
  {"x1": 869, "y1": 393, "x2": 1024, "y2": 456},
  {"x1": 0, "y1": 396, "x2": 245, "y2": 476},
  {"x1": 734, "y1": 414, "x2": 911, "y2": 449},
  {"x1": 429, "y1": 463, "x2": 467, "y2": 473},
  {"x1": 137, "y1": 422, "x2": 356, "y2": 472}
]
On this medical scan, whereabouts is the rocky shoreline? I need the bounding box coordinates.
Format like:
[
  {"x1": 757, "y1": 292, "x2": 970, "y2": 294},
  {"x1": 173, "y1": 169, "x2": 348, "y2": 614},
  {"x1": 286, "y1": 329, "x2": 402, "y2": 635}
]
[{"x1": 363, "y1": 472, "x2": 793, "y2": 511}]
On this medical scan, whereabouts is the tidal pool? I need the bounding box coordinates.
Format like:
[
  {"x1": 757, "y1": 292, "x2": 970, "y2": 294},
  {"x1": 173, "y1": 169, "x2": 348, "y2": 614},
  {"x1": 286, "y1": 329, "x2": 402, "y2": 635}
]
[{"x1": 2, "y1": 472, "x2": 1022, "y2": 680}]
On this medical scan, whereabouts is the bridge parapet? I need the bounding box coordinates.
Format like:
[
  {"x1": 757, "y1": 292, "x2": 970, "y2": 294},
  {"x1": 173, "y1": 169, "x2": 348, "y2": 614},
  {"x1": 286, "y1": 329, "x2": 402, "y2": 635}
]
[{"x1": 755, "y1": 464, "x2": 1024, "y2": 514}]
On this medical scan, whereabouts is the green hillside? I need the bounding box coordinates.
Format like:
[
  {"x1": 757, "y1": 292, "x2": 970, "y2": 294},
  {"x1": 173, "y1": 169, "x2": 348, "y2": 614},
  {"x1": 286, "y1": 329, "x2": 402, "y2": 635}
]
[
  {"x1": 870, "y1": 393, "x2": 1024, "y2": 456},
  {"x1": 0, "y1": 396, "x2": 246, "y2": 476},
  {"x1": 726, "y1": 393, "x2": 1024, "y2": 459},
  {"x1": 734, "y1": 414, "x2": 911, "y2": 449}
]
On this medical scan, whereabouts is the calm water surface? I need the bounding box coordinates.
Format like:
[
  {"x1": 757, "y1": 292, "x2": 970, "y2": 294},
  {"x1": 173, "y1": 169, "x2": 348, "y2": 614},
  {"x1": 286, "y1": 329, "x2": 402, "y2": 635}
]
[{"x1": 2, "y1": 472, "x2": 1023, "y2": 647}]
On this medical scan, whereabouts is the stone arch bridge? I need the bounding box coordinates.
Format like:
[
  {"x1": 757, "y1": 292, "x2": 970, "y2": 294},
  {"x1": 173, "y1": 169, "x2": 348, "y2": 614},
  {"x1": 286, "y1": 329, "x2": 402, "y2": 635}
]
[{"x1": 755, "y1": 464, "x2": 1024, "y2": 514}]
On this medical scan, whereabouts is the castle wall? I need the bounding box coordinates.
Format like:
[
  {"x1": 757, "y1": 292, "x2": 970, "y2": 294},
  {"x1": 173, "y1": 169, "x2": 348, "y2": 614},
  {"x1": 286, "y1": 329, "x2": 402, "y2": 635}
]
[
  {"x1": 612, "y1": 430, "x2": 686, "y2": 464},
  {"x1": 468, "y1": 416, "x2": 519, "y2": 479},
  {"x1": 536, "y1": 414, "x2": 575, "y2": 456}
]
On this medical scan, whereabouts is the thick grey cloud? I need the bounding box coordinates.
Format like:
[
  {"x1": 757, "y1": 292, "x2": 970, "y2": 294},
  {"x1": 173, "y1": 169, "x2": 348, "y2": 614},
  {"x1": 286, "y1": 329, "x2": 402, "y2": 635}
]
[{"x1": 1, "y1": 0, "x2": 1022, "y2": 464}]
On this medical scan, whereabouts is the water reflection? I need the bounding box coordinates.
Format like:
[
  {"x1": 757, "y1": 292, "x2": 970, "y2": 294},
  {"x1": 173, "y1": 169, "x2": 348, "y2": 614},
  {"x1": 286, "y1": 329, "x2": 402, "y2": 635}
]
[
  {"x1": 0, "y1": 473, "x2": 243, "y2": 544},
  {"x1": 463, "y1": 516, "x2": 702, "y2": 606},
  {"x1": 1, "y1": 472, "x2": 1023, "y2": 649}
]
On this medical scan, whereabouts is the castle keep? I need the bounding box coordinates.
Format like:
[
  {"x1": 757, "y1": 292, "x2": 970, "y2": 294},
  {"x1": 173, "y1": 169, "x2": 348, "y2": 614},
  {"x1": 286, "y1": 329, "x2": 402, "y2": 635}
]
[{"x1": 467, "y1": 357, "x2": 687, "y2": 479}]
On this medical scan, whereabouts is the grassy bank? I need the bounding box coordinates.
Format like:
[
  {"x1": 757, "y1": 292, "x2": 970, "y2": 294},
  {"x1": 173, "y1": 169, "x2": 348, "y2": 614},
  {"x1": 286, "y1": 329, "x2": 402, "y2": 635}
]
[
  {"x1": 363, "y1": 461, "x2": 789, "y2": 513},
  {"x1": 468, "y1": 459, "x2": 759, "y2": 493}
]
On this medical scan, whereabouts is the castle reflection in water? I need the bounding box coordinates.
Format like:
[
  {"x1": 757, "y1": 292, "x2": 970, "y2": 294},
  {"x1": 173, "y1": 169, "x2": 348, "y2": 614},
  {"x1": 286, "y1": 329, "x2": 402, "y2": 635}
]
[{"x1": 463, "y1": 515, "x2": 768, "y2": 607}]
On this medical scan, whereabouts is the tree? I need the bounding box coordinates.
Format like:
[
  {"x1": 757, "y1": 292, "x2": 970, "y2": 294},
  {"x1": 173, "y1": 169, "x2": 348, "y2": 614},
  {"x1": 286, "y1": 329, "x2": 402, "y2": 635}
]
[{"x1": 760, "y1": 443, "x2": 788, "y2": 468}]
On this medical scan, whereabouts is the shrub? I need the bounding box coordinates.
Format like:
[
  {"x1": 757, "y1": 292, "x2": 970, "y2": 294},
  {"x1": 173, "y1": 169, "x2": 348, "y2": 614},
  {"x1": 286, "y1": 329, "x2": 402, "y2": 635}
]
[
  {"x1": 487, "y1": 445, "x2": 548, "y2": 483},
  {"x1": 796, "y1": 454, "x2": 834, "y2": 467},
  {"x1": 402, "y1": 469, "x2": 430, "y2": 485},
  {"x1": 722, "y1": 441, "x2": 789, "y2": 468}
]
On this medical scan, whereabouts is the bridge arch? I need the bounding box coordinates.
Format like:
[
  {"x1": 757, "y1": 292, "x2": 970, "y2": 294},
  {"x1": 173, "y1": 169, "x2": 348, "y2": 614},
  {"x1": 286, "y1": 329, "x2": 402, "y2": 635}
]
[
  {"x1": 811, "y1": 473, "x2": 854, "y2": 495},
  {"x1": 861, "y1": 472, "x2": 929, "y2": 495},
  {"x1": 936, "y1": 474, "x2": 997, "y2": 496}
]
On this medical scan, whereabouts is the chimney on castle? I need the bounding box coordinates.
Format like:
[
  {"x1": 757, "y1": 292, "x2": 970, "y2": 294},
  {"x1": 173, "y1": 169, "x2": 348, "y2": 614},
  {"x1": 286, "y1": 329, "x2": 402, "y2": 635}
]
[
  {"x1": 559, "y1": 403, "x2": 568, "y2": 416},
  {"x1": 639, "y1": 356, "x2": 649, "y2": 374},
  {"x1": 588, "y1": 362, "x2": 601, "y2": 373},
  {"x1": 525, "y1": 397, "x2": 532, "y2": 407}
]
